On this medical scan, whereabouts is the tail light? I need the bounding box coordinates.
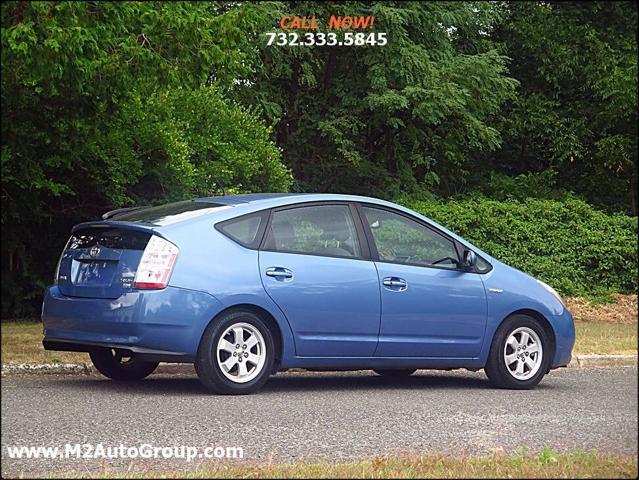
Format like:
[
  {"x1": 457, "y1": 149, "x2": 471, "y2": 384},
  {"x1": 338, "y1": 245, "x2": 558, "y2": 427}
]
[{"x1": 133, "y1": 235, "x2": 179, "y2": 289}]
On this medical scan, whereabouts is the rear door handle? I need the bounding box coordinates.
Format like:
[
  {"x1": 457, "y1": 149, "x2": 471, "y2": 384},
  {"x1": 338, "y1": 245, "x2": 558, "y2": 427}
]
[
  {"x1": 265, "y1": 267, "x2": 293, "y2": 279},
  {"x1": 382, "y1": 277, "x2": 408, "y2": 291}
]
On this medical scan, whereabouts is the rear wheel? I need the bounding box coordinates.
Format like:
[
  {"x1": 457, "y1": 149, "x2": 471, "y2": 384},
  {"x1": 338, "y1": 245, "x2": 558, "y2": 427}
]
[
  {"x1": 484, "y1": 314, "x2": 550, "y2": 389},
  {"x1": 374, "y1": 369, "x2": 416, "y2": 377},
  {"x1": 89, "y1": 348, "x2": 159, "y2": 381},
  {"x1": 195, "y1": 310, "x2": 274, "y2": 395}
]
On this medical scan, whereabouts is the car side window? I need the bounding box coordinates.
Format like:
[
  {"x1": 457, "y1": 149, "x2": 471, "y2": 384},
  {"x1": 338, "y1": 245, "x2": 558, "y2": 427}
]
[
  {"x1": 263, "y1": 204, "x2": 362, "y2": 258},
  {"x1": 361, "y1": 206, "x2": 459, "y2": 269},
  {"x1": 217, "y1": 212, "x2": 265, "y2": 248}
]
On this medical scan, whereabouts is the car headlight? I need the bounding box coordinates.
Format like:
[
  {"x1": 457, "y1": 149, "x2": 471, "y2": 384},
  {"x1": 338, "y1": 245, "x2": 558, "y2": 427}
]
[{"x1": 537, "y1": 279, "x2": 565, "y2": 307}]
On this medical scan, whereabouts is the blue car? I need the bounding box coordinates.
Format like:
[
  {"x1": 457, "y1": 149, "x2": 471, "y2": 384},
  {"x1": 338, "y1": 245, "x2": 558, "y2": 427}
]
[{"x1": 42, "y1": 193, "x2": 575, "y2": 394}]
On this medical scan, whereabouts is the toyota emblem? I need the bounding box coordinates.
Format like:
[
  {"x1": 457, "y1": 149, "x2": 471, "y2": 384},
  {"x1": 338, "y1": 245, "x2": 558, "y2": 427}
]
[{"x1": 89, "y1": 246, "x2": 100, "y2": 258}]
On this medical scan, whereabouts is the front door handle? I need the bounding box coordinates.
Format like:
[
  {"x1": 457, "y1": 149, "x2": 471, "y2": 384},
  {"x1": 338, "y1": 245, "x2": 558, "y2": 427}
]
[
  {"x1": 382, "y1": 277, "x2": 408, "y2": 291},
  {"x1": 265, "y1": 267, "x2": 293, "y2": 279}
]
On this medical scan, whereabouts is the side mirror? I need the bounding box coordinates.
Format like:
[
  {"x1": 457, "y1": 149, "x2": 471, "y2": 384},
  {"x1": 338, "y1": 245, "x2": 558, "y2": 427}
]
[{"x1": 461, "y1": 250, "x2": 477, "y2": 270}]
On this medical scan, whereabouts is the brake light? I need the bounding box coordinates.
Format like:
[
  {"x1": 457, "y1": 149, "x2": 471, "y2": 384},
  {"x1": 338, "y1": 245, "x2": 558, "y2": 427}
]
[{"x1": 133, "y1": 235, "x2": 179, "y2": 289}]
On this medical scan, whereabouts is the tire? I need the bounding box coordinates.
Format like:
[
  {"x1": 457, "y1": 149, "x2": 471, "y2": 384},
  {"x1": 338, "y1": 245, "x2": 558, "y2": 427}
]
[
  {"x1": 195, "y1": 310, "x2": 275, "y2": 395},
  {"x1": 373, "y1": 369, "x2": 417, "y2": 377},
  {"x1": 484, "y1": 314, "x2": 551, "y2": 389},
  {"x1": 89, "y1": 348, "x2": 159, "y2": 381}
]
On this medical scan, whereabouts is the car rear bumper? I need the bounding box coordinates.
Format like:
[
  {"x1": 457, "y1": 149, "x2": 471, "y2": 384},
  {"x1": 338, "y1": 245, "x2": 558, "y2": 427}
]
[
  {"x1": 42, "y1": 285, "x2": 223, "y2": 359},
  {"x1": 42, "y1": 337, "x2": 195, "y2": 362}
]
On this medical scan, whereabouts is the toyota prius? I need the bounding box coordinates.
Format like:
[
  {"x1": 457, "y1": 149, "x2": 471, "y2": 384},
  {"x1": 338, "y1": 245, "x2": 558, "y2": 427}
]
[{"x1": 42, "y1": 193, "x2": 575, "y2": 394}]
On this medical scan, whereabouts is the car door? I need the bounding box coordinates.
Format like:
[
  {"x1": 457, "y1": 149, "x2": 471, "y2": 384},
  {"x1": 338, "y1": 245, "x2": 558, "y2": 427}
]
[
  {"x1": 259, "y1": 202, "x2": 381, "y2": 357},
  {"x1": 358, "y1": 205, "x2": 487, "y2": 358}
]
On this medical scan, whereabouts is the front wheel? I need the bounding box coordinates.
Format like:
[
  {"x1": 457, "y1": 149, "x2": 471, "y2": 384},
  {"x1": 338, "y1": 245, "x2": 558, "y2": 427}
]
[
  {"x1": 89, "y1": 348, "x2": 159, "y2": 381},
  {"x1": 195, "y1": 310, "x2": 275, "y2": 395},
  {"x1": 484, "y1": 314, "x2": 551, "y2": 389}
]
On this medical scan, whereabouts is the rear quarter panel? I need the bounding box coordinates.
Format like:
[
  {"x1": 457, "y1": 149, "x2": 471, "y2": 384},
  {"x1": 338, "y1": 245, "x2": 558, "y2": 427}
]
[{"x1": 158, "y1": 212, "x2": 297, "y2": 361}]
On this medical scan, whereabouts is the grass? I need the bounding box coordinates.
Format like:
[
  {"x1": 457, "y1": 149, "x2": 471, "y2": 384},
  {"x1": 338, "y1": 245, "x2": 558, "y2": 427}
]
[
  {"x1": 574, "y1": 321, "x2": 637, "y2": 355},
  {"x1": 45, "y1": 450, "x2": 637, "y2": 479},
  {"x1": 1, "y1": 321, "x2": 88, "y2": 364}
]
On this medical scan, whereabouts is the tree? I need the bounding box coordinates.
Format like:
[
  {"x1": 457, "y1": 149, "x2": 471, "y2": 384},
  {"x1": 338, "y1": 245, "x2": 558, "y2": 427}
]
[
  {"x1": 1, "y1": 1, "x2": 291, "y2": 316},
  {"x1": 234, "y1": 1, "x2": 518, "y2": 198},
  {"x1": 2, "y1": 1, "x2": 636, "y2": 317},
  {"x1": 491, "y1": 1, "x2": 638, "y2": 214}
]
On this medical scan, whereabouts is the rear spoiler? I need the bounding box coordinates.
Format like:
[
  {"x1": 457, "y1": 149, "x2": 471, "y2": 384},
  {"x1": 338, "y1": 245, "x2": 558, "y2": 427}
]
[
  {"x1": 101, "y1": 206, "x2": 148, "y2": 220},
  {"x1": 72, "y1": 220, "x2": 163, "y2": 236}
]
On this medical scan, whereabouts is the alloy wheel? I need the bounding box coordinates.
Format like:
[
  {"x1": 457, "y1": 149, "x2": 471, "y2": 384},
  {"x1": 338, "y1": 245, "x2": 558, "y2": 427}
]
[
  {"x1": 216, "y1": 322, "x2": 266, "y2": 383},
  {"x1": 503, "y1": 326, "x2": 543, "y2": 380}
]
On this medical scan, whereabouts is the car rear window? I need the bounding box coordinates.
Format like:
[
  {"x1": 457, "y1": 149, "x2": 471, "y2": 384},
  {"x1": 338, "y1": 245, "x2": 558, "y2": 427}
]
[
  {"x1": 68, "y1": 227, "x2": 151, "y2": 250},
  {"x1": 111, "y1": 201, "x2": 227, "y2": 225}
]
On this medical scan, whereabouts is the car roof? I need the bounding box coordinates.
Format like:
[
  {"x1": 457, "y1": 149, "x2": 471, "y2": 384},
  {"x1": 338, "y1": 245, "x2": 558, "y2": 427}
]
[
  {"x1": 194, "y1": 192, "x2": 395, "y2": 207},
  {"x1": 193, "y1": 193, "x2": 312, "y2": 205}
]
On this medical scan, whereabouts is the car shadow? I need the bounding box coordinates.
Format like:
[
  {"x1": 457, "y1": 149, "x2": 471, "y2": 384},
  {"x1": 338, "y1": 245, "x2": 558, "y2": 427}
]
[
  {"x1": 262, "y1": 371, "x2": 492, "y2": 393},
  {"x1": 32, "y1": 369, "x2": 561, "y2": 396}
]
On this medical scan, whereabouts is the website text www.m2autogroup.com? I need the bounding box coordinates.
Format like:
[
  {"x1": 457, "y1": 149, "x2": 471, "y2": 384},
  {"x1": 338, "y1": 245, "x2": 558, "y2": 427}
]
[{"x1": 4, "y1": 443, "x2": 244, "y2": 462}]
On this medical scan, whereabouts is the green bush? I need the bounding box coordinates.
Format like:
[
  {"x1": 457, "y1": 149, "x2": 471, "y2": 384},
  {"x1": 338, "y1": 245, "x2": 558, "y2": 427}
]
[{"x1": 399, "y1": 195, "x2": 638, "y2": 297}]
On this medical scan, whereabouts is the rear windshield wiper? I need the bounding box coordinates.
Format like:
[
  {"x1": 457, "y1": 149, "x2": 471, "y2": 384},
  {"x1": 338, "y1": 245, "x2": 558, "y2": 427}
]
[{"x1": 101, "y1": 206, "x2": 149, "y2": 220}]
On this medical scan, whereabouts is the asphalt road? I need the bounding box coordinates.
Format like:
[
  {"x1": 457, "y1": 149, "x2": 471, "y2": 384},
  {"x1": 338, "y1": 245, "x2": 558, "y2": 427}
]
[{"x1": 2, "y1": 367, "x2": 637, "y2": 476}]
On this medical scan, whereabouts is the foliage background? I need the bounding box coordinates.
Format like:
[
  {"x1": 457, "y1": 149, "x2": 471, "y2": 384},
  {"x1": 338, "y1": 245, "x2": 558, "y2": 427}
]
[{"x1": 1, "y1": 1, "x2": 637, "y2": 317}]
